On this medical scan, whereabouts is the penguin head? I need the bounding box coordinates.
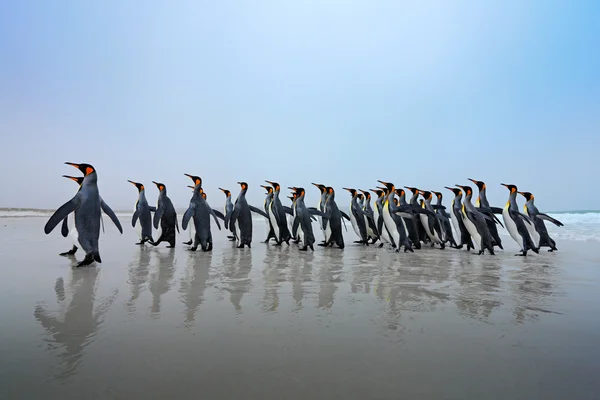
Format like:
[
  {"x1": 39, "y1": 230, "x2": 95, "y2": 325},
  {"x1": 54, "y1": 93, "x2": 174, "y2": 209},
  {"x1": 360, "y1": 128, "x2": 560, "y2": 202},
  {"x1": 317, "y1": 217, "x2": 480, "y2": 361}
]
[
  {"x1": 127, "y1": 180, "x2": 145, "y2": 192},
  {"x1": 265, "y1": 181, "x2": 280, "y2": 192},
  {"x1": 394, "y1": 188, "x2": 406, "y2": 198},
  {"x1": 326, "y1": 187, "x2": 335, "y2": 198},
  {"x1": 404, "y1": 186, "x2": 419, "y2": 195},
  {"x1": 359, "y1": 190, "x2": 371, "y2": 200},
  {"x1": 432, "y1": 191, "x2": 443, "y2": 201},
  {"x1": 419, "y1": 190, "x2": 433, "y2": 201},
  {"x1": 237, "y1": 182, "x2": 248, "y2": 193},
  {"x1": 63, "y1": 175, "x2": 84, "y2": 186},
  {"x1": 295, "y1": 188, "x2": 306, "y2": 199},
  {"x1": 456, "y1": 185, "x2": 474, "y2": 198},
  {"x1": 218, "y1": 187, "x2": 231, "y2": 197},
  {"x1": 357, "y1": 193, "x2": 364, "y2": 201},
  {"x1": 370, "y1": 189, "x2": 384, "y2": 198},
  {"x1": 152, "y1": 181, "x2": 167, "y2": 193},
  {"x1": 184, "y1": 174, "x2": 202, "y2": 187},
  {"x1": 468, "y1": 179, "x2": 486, "y2": 191},
  {"x1": 342, "y1": 188, "x2": 357, "y2": 197},
  {"x1": 518, "y1": 191, "x2": 534, "y2": 201},
  {"x1": 377, "y1": 181, "x2": 395, "y2": 191},
  {"x1": 260, "y1": 185, "x2": 273, "y2": 195},
  {"x1": 65, "y1": 162, "x2": 95, "y2": 177},
  {"x1": 312, "y1": 183, "x2": 326, "y2": 194},
  {"x1": 501, "y1": 183, "x2": 518, "y2": 194},
  {"x1": 445, "y1": 187, "x2": 462, "y2": 197}
]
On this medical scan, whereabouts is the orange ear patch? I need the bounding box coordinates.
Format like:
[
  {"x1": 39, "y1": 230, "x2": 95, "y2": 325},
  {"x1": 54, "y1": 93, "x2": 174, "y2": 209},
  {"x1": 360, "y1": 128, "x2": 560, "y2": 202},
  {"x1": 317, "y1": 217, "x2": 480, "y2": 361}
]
[{"x1": 85, "y1": 166, "x2": 94, "y2": 176}]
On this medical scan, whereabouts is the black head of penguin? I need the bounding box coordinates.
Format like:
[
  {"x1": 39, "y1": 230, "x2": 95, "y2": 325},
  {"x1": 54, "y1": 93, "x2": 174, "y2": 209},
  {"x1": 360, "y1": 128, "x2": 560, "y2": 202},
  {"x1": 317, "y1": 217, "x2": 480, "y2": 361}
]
[
  {"x1": 468, "y1": 179, "x2": 486, "y2": 192},
  {"x1": 219, "y1": 188, "x2": 231, "y2": 197},
  {"x1": 432, "y1": 191, "x2": 443, "y2": 201},
  {"x1": 311, "y1": 183, "x2": 327, "y2": 194},
  {"x1": 377, "y1": 181, "x2": 395, "y2": 191},
  {"x1": 445, "y1": 187, "x2": 462, "y2": 196},
  {"x1": 394, "y1": 188, "x2": 406, "y2": 198},
  {"x1": 342, "y1": 188, "x2": 357, "y2": 197},
  {"x1": 359, "y1": 190, "x2": 371, "y2": 200},
  {"x1": 265, "y1": 181, "x2": 281, "y2": 192},
  {"x1": 501, "y1": 183, "x2": 518, "y2": 194},
  {"x1": 518, "y1": 191, "x2": 534, "y2": 201},
  {"x1": 455, "y1": 185, "x2": 474, "y2": 198},
  {"x1": 237, "y1": 182, "x2": 248, "y2": 194},
  {"x1": 419, "y1": 190, "x2": 433, "y2": 201},
  {"x1": 370, "y1": 189, "x2": 385, "y2": 198},
  {"x1": 260, "y1": 185, "x2": 273, "y2": 195},
  {"x1": 404, "y1": 186, "x2": 420, "y2": 195},
  {"x1": 184, "y1": 174, "x2": 202, "y2": 187},
  {"x1": 127, "y1": 180, "x2": 144, "y2": 192},
  {"x1": 153, "y1": 181, "x2": 166, "y2": 192},
  {"x1": 63, "y1": 175, "x2": 84, "y2": 186},
  {"x1": 65, "y1": 162, "x2": 95, "y2": 177}
]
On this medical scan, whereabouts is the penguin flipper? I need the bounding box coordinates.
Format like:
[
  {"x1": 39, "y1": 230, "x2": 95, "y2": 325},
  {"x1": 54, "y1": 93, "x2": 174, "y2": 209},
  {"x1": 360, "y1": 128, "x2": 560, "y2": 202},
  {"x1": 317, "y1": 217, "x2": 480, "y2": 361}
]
[
  {"x1": 101, "y1": 199, "x2": 123, "y2": 234},
  {"x1": 249, "y1": 205, "x2": 269, "y2": 218},
  {"x1": 212, "y1": 209, "x2": 226, "y2": 220},
  {"x1": 132, "y1": 210, "x2": 140, "y2": 228},
  {"x1": 182, "y1": 206, "x2": 195, "y2": 230},
  {"x1": 44, "y1": 196, "x2": 81, "y2": 234},
  {"x1": 537, "y1": 213, "x2": 564, "y2": 227},
  {"x1": 308, "y1": 208, "x2": 329, "y2": 219},
  {"x1": 210, "y1": 209, "x2": 222, "y2": 230},
  {"x1": 61, "y1": 217, "x2": 69, "y2": 237},
  {"x1": 340, "y1": 211, "x2": 351, "y2": 221},
  {"x1": 153, "y1": 206, "x2": 164, "y2": 229},
  {"x1": 292, "y1": 217, "x2": 300, "y2": 238},
  {"x1": 283, "y1": 206, "x2": 294, "y2": 216},
  {"x1": 432, "y1": 205, "x2": 447, "y2": 210}
]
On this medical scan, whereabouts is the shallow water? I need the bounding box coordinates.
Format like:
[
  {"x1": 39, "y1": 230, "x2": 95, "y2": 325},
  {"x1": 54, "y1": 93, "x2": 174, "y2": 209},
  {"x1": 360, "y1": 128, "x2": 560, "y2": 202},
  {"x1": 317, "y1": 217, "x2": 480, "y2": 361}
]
[{"x1": 1, "y1": 217, "x2": 599, "y2": 399}]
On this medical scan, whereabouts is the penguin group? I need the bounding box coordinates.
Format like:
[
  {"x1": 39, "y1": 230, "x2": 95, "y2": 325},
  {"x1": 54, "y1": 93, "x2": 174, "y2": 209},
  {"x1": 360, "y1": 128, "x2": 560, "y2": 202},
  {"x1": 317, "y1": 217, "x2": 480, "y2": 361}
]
[{"x1": 44, "y1": 164, "x2": 565, "y2": 267}]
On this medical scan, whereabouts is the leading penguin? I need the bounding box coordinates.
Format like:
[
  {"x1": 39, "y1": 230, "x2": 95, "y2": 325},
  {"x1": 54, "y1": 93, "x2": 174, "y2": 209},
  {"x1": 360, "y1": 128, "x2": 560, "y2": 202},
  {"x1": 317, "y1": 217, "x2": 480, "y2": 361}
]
[
  {"x1": 501, "y1": 184, "x2": 540, "y2": 256},
  {"x1": 150, "y1": 181, "x2": 179, "y2": 248},
  {"x1": 127, "y1": 180, "x2": 155, "y2": 245},
  {"x1": 519, "y1": 191, "x2": 563, "y2": 252},
  {"x1": 44, "y1": 162, "x2": 123, "y2": 267}
]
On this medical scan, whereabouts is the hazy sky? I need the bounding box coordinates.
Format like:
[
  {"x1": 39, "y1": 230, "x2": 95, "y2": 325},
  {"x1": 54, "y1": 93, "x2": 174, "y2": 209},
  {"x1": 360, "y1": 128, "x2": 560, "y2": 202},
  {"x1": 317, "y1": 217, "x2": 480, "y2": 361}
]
[{"x1": 1, "y1": 1, "x2": 598, "y2": 211}]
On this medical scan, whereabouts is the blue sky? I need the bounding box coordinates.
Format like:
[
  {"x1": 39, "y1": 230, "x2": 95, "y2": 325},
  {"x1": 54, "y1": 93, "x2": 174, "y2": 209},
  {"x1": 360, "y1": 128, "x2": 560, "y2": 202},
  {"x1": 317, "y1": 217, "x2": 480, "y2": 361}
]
[{"x1": 1, "y1": 0, "x2": 598, "y2": 211}]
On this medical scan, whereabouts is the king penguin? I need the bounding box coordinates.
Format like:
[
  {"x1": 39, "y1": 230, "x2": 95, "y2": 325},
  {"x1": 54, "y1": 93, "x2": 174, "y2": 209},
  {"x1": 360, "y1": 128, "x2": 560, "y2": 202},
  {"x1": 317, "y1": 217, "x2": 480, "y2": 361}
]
[
  {"x1": 44, "y1": 162, "x2": 123, "y2": 267},
  {"x1": 149, "y1": 181, "x2": 179, "y2": 248},
  {"x1": 319, "y1": 187, "x2": 346, "y2": 249},
  {"x1": 219, "y1": 188, "x2": 236, "y2": 241},
  {"x1": 260, "y1": 185, "x2": 277, "y2": 243},
  {"x1": 468, "y1": 179, "x2": 504, "y2": 250},
  {"x1": 456, "y1": 185, "x2": 496, "y2": 255},
  {"x1": 312, "y1": 183, "x2": 328, "y2": 243},
  {"x1": 444, "y1": 187, "x2": 474, "y2": 250},
  {"x1": 418, "y1": 191, "x2": 445, "y2": 249},
  {"x1": 228, "y1": 182, "x2": 268, "y2": 248},
  {"x1": 342, "y1": 188, "x2": 370, "y2": 245},
  {"x1": 518, "y1": 191, "x2": 563, "y2": 252},
  {"x1": 265, "y1": 181, "x2": 292, "y2": 245},
  {"x1": 290, "y1": 187, "x2": 321, "y2": 251},
  {"x1": 360, "y1": 190, "x2": 379, "y2": 244},
  {"x1": 501, "y1": 184, "x2": 540, "y2": 256},
  {"x1": 127, "y1": 180, "x2": 155, "y2": 245},
  {"x1": 182, "y1": 174, "x2": 222, "y2": 252},
  {"x1": 431, "y1": 190, "x2": 458, "y2": 248}
]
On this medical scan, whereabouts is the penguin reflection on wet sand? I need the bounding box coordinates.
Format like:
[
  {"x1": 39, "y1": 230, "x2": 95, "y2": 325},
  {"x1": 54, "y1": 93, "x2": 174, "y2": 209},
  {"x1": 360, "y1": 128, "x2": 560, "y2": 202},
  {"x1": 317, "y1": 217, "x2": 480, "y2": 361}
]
[
  {"x1": 149, "y1": 181, "x2": 179, "y2": 248},
  {"x1": 44, "y1": 163, "x2": 123, "y2": 267},
  {"x1": 127, "y1": 180, "x2": 155, "y2": 245},
  {"x1": 519, "y1": 191, "x2": 563, "y2": 252}
]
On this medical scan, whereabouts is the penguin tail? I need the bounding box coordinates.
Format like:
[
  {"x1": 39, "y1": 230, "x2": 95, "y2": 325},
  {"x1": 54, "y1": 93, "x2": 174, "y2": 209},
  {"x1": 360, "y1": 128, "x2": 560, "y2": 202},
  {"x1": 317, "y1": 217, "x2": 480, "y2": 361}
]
[{"x1": 94, "y1": 251, "x2": 102, "y2": 263}]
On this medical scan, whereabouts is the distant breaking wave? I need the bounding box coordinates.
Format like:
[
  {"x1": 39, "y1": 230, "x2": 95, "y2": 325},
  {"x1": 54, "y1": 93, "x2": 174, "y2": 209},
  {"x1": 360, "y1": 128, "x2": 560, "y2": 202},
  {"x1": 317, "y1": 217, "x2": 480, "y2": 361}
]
[{"x1": 2, "y1": 208, "x2": 599, "y2": 243}]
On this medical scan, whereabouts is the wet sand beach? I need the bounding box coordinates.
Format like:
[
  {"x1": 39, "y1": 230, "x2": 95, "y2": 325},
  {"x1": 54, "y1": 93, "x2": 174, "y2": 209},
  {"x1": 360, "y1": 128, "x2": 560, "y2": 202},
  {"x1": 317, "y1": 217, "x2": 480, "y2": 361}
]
[{"x1": 1, "y1": 217, "x2": 599, "y2": 399}]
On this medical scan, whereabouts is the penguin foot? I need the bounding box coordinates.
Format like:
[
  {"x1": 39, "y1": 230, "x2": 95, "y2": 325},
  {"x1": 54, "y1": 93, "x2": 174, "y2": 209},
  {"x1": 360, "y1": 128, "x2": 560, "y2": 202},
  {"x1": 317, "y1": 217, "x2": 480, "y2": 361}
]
[
  {"x1": 299, "y1": 246, "x2": 308, "y2": 251},
  {"x1": 292, "y1": 239, "x2": 301, "y2": 244},
  {"x1": 548, "y1": 249, "x2": 556, "y2": 252},
  {"x1": 60, "y1": 246, "x2": 78, "y2": 257},
  {"x1": 318, "y1": 243, "x2": 328, "y2": 247},
  {"x1": 515, "y1": 252, "x2": 526, "y2": 257},
  {"x1": 183, "y1": 240, "x2": 193, "y2": 245},
  {"x1": 75, "y1": 254, "x2": 95, "y2": 268},
  {"x1": 166, "y1": 245, "x2": 175, "y2": 248},
  {"x1": 187, "y1": 247, "x2": 197, "y2": 252},
  {"x1": 237, "y1": 244, "x2": 245, "y2": 249},
  {"x1": 477, "y1": 250, "x2": 484, "y2": 255},
  {"x1": 309, "y1": 244, "x2": 314, "y2": 251},
  {"x1": 404, "y1": 247, "x2": 414, "y2": 253},
  {"x1": 378, "y1": 243, "x2": 384, "y2": 248},
  {"x1": 354, "y1": 240, "x2": 364, "y2": 244}
]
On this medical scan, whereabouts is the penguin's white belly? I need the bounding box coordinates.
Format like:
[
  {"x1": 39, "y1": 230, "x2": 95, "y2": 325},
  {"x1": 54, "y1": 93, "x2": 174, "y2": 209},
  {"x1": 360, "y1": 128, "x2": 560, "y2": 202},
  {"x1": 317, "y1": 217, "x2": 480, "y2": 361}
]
[
  {"x1": 523, "y1": 217, "x2": 540, "y2": 248},
  {"x1": 503, "y1": 207, "x2": 524, "y2": 250},
  {"x1": 364, "y1": 215, "x2": 374, "y2": 237},
  {"x1": 451, "y1": 210, "x2": 461, "y2": 243},
  {"x1": 462, "y1": 210, "x2": 481, "y2": 251},
  {"x1": 382, "y1": 207, "x2": 400, "y2": 247},
  {"x1": 349, "y1": 207, "x2": 360, "y2": 238},
  {"x1": 69, "y1": 217, "x2": 79, "y2": 247},
  {"x1": 189, "y1": 220, "x2": 195, "y2": 239},
  {"x1": 235, "y1": 221, "x2": 241, "y2": 245},
  {"x1": 419, "y1": 214, "x2": 435, "y2": 241},
  {"x1": 268, "y1": 206, "x2": 279, "y2": 239}
]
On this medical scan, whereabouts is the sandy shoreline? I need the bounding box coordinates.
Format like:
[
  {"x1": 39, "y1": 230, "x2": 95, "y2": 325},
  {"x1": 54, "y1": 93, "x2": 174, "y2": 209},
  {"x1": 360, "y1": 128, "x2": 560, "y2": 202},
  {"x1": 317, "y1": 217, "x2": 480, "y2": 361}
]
[{"x1": 1, "y1": 216, "x2": 599, "y2": 399}]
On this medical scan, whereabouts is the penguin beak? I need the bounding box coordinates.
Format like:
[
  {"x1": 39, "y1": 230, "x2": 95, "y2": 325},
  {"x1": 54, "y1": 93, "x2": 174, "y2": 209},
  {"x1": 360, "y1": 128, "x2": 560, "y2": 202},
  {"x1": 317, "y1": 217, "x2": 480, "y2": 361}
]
[
  {"x1": 468, "y1": 178, "x2": 477, "y2": 184},
  {"x1": 65, "y1": 162, "x2": 93, "y2": 176},
  {"x1": 62, "y1": 175, "x2": 82, "y2": 185},
  {"x1": 187, "y1": 185, "x2": 194, "y2": 190}
]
